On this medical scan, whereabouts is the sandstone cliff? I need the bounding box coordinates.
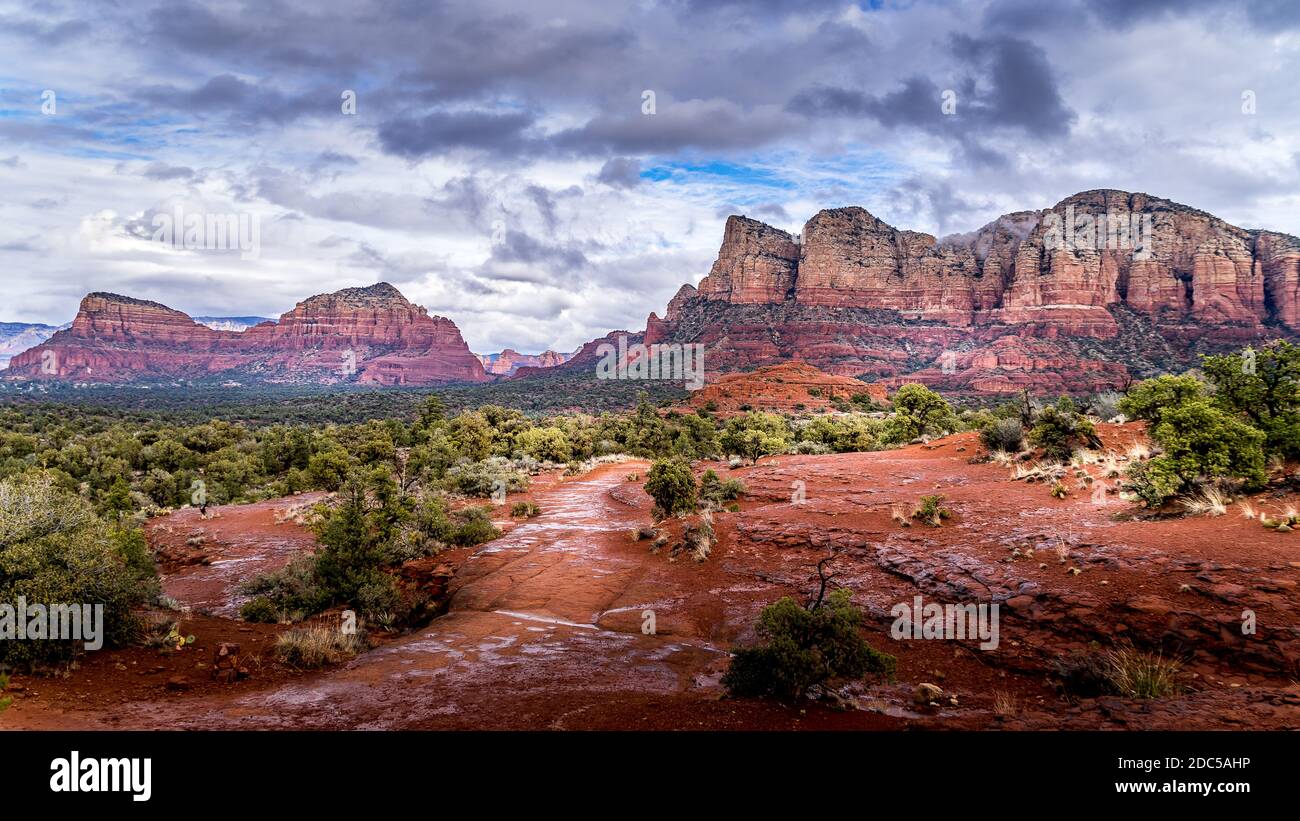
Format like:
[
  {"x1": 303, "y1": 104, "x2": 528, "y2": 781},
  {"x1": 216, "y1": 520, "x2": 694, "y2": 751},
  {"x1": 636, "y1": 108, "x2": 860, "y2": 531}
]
[{"x1": 639, "y1": 189, "x2": 1300, "y2": 394}]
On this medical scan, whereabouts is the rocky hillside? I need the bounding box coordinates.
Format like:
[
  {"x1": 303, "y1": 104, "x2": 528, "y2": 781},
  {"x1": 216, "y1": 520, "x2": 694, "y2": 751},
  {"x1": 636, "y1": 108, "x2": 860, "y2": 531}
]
[
  {"x1": 633, "y1": 189, "x2": 1300, "y2": 394},
  {"x1": 679, "y1": 362, "x2": 886, "y2": 417},
  {"x1": 6, "y1": 283, "x2": 488, "y2": 385}
]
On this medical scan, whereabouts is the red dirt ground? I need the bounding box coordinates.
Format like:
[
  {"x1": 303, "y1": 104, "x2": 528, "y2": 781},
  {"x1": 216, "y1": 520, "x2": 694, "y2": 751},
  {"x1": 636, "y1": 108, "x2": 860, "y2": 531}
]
[{"x1": 4, "y1": 427, "x2": 1299, "y2": 730}]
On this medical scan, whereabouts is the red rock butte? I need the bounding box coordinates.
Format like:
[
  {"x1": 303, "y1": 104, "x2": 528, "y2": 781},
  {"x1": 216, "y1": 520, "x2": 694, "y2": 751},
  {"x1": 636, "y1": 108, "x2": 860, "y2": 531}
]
[
  {"x1": 635, "y1": 189, "x2": 1300, "y2": 394},
  {"x1": 6, "y1": 283, "x2": 489, "y2": 385}
]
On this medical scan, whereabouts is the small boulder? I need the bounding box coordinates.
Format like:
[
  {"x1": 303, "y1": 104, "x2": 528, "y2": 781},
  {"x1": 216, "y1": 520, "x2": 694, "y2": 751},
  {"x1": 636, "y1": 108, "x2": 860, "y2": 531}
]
[{"x1": 913, "y1": 682, "x2": 943, "y2": 706}]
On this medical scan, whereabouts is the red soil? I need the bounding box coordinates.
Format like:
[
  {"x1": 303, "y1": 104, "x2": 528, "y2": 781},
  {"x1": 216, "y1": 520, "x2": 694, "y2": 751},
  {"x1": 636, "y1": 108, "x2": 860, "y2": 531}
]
[{"x1": 5, "y1": 430, "x2": 1300, "y2": 730}]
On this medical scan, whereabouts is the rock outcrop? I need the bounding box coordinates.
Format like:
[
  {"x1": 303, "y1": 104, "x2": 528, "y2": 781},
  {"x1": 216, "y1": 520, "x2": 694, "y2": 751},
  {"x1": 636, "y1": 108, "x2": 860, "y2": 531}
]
[
  {"x1": 639, "y1": 189, "x2": 1300, "y2": 394},
  {"x1": 7, "y1": 283, "x2": 488, "y2": 385},
  {"x1": 680, "y1": 362, "x2": 885, "y2": 417}
]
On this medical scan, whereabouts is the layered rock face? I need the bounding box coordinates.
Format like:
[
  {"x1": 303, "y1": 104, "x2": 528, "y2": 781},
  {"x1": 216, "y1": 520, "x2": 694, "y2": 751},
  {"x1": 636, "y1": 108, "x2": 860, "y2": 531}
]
[
  {"x1": 7, "y1": 283, "x2": 488, "y2": 385},
  {"x1": 697, "y1": 216, "x2": 800, "y2": 303},
  {"x1": 644, "y1": 189, "x2": 1300, "y2": 394}
]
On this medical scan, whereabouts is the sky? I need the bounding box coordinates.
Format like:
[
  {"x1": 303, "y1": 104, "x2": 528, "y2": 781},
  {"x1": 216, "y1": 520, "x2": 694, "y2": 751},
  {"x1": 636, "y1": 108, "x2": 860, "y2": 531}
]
[{"x1": 1, "y1": 0, "x2": 1299, "y2": 354}]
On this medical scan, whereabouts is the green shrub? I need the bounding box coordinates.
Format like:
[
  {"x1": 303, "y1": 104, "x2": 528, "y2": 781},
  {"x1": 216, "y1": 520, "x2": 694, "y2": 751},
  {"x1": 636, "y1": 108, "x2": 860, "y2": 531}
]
[
  {"x1": 882, "y1": 384, "x2": 957, "y2": 444},
  {"x1": 799, "y1": 414, "x2": 880, "y2": 452},
  {"x1": 445, "y1": 457, "x2": 529, "y2": 497},
  {"x1": 510, "y1": 501, "x2": 541, "y2": 518},
  {"x1": 1122, "y1": 397, "x2": 1266, "y2": 506},
  {"x1": 722, "y1": 589, "x2": 895, "y2": 701},
  {"x1": 699, "y1": 469, "x2": 744, "y2": 508},
  {"x1": 719, "y1": 412, "x2": 791, "y2": 464},
  {"x1": 980, "y1": 418, "x2": 1024, "y2": 453},
  {"x1": 1201, "y1": 341, "x2": 1300, "y2": 459},
  {"x1": 0, "y1": 471, "x2": 157, "y2": 670},
  {"x1": 911, "y1": 494, "x2": 951, "y2": 526},
  {"x1": 449, "y1": 506, "x2": 500, "y2": 545},
  {"x1": 238, "y1": 555, "x2": 325, "y2": 621},
  {"x1": 514, "y1": 427, "x2": 573, "y2": 463},
  {"x1": 645, "y1": 457, "x2": 698, "y2": 519},
  {"x1": 238, "y1": 596, "x2": 282, "y2": 624},
  {"x1": 1029, "y1": 397, "x2": 1100, "y2": 461}
]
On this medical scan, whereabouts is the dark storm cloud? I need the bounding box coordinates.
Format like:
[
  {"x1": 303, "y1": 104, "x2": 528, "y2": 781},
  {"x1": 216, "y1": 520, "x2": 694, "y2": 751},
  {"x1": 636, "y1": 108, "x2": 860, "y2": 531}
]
[
  {"x1": 985, "y1": 0, "x2": 1300, "y2": 31},
  {"x1": 787, "y1": 33, "x2": 1074, "y2": 168},
  {"x1": 377, "y1": 109, "x2": 539, "y2": 158},
  {"x1": 135, "y1": 74, "x2": 337, "y2": 125},
  {"x1": 492, "y1": 229, "x2": 589, "y2": 272},
  {"x1": 0, "y1": 14, "x2": 91, "y2": 44},
  {"x1": 789, "y1": 34, "x2": 1073, "y2": 139},
  {"x1": 140, "y1": 161, "x2": 195, "y2": 181},
  {"x1": 553, "y1": 99, "x2": 802, "y2": 156},
  {"x1": 596, "y1": 157, "x2": 642, "y2": 189},
  {"x1": 1083, "y1": 0, "x2": 1300, "y2": 29}
]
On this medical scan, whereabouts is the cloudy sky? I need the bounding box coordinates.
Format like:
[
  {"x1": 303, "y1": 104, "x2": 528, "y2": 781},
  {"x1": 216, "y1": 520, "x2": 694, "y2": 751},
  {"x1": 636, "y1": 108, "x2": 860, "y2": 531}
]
[{"x1": 2, "y1": 0, "x2": 1298, "y2": 354}]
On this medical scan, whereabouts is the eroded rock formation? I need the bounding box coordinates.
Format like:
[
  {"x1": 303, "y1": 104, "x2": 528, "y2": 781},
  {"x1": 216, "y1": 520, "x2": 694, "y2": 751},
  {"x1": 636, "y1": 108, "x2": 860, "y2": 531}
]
[
  {"x1": 7, "y1": 283, "x2": 488, "y2": 385},
  {"x1": 641, "y1": 189, "x2": 1300, "y2": 393}
]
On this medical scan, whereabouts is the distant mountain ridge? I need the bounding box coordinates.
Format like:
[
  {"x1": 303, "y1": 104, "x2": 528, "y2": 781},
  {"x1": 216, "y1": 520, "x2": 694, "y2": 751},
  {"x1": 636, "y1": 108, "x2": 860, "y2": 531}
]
[
  {"x1": 193, "y1": 316, "x2": 276, "y2": 332},
  {"x1": 476, "y1": 348, "x2": 575, "y2": 376},
  {"x1": 10, "y1": 189, "x2": 1300, "y2": 395},
  {"x1": 5, "y1": 283, "x2": 487, "y2": 385}
]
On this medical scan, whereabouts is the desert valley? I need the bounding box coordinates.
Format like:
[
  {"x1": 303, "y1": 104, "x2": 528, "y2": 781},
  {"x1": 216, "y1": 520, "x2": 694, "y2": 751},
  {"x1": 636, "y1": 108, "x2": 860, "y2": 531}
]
[{"x1": 3, "y1": 190, "x2": 1299, "y2": 733}]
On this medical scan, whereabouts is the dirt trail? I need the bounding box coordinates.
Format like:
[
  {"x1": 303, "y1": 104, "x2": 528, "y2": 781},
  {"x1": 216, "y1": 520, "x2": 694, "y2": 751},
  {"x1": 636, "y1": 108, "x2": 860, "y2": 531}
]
[{"x1": 64, "y1": 463, "x2": 751, "y2": 729}]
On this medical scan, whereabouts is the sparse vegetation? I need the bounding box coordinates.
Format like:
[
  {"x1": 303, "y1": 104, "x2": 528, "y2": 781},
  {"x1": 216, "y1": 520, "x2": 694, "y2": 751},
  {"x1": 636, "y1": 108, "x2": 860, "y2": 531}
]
[
  {"x1": 644, "y1": 457, "x2": 697, "y2": 519},
  {"x1": 1104, "y1": 643, "x2": 1184, "y2": 699},
  {"x1": 0, "y1": 471, "x2": 158, "y2": 670},
  {"x1": 698, "y1": 469, "x2": 744, "y2": 510},
  {"x1": 722, "y1": 588, "x2": 895, "y2": 701},
  {"x1": 882, "y1": 384, "x2": 958, "y2": 444},
  {"x1": 980, "y1": 418, "x2": 1025, "y2": 454},
  {"x1": 274, "y1": 626, "x2": 367, "y2": 669},
  {"x1": 1052, "y1": 642, "x2": 1184, "y2": 700},
  {"x1": 911, "y1": 494, "x2": 951, "y2": 526},
  {"x1": 510, "y1": 500, "x2": 541, "y2": 518},
  {"x1": 1180, "y1": 487, "x2": 1230, "y2": 517}
]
